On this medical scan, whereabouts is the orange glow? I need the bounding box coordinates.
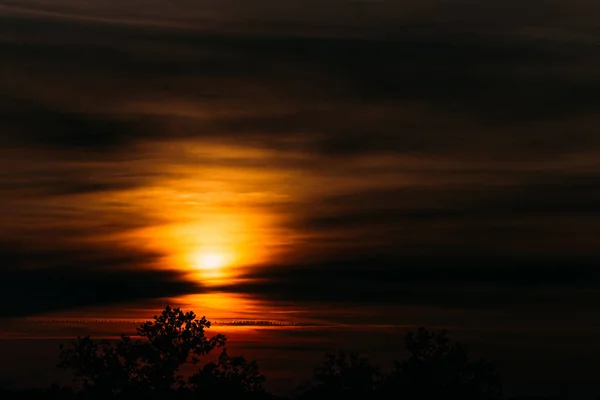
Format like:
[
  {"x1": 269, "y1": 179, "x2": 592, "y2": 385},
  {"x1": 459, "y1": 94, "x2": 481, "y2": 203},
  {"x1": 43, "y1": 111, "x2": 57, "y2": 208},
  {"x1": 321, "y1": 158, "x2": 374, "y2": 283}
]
[
  {"x1": 150, "y1": 211, "x2": 278, "y2": 284},
  {"x1": 168, "y1": 292, "x2": 305, "y2": 323},
  {"x1": 190, "y1": 251, "x2": 231, "y2": 279},
  {"x1": 85, "y1": 139, "x2": 296, "y2": 286},
  {"x1": 173, "y1": 293, "x2": 268, "y2": 320},
  {"x1": 196, "y1": 252, "x2": 228, "y2": 271}
]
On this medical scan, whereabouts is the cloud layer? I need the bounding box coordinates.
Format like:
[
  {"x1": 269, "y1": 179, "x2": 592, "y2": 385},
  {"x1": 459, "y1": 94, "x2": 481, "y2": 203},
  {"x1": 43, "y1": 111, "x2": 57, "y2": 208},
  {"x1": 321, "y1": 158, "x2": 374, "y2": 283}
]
[{"x1": 1, "y1": 0, "x2": 600, "y2": 317}]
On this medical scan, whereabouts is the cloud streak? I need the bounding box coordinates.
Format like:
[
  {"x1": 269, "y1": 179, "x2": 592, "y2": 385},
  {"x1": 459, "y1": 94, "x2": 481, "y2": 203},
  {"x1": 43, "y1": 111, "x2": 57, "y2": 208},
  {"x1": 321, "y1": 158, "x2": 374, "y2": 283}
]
[{"x1": 0, "y1": 266, "x2": 202, "y2": 318}]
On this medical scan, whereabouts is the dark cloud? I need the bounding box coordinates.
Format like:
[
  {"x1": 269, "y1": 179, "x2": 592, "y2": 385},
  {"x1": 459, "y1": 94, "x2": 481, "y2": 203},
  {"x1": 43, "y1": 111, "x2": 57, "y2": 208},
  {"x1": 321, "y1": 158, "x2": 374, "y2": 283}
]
[
  {"x1": 0, "y1": 266, "x2": 201, "y2": 318},
  {"x1": 0, "y1": 240, "x2": 160, "y2": 270},
  {"x1": 214, "y1": 256, "x2": 600, "y2": 309},
  {"x1": 0, "y1": 96, "x2": 164, "y2": 151},
  {"x1": 0, "y1": 171, "x2": 147, "y2": 197},
  {"x1": 2, "y1": 3, "x2": 599, "y2": 159},
  {"x1": 0, "y1": 243, "x2": 201, "y2": 317},
  {"x1": 252, "y1": 171, "x2": 600, "y2": 303},
  {"x1": 293, "y1": 171, "x2": 600, "y2": 247}
]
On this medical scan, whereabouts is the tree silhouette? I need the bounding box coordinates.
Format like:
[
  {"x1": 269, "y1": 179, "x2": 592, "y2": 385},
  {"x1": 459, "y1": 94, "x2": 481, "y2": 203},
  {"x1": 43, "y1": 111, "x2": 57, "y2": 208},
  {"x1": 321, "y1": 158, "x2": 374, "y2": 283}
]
[
  {"x1": 298, "y1": 351, "x2": 381, "y2": 398},
  {"x1": 386, "y1": 327, "x2": 502, "y2": 399},
  {"x1": 58, "y1": 306, "x2": 229, "y2": 395},
  {"x1": 189, "y1": 348, "x2": 265, "y2": 395},
  {"x1": 2, "y1": 312, "x2": 588, "y2": 400},
  {"x1": 300, "y1": 328, "x2": 502, "y2": 400}
]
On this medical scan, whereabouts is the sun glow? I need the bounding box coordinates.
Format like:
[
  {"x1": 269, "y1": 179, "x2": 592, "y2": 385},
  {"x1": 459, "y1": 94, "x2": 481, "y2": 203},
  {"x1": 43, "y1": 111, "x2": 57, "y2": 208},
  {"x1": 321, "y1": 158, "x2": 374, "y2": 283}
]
[
  {"x1": 105, "y1": 140, "x2": 294, "y2": 286},
  {"x1": 194, "y1": 251, "x2": 231, "y2": 273},
  {"x1": 198, "y1": 253, "x2": 227, "y2": 270}
]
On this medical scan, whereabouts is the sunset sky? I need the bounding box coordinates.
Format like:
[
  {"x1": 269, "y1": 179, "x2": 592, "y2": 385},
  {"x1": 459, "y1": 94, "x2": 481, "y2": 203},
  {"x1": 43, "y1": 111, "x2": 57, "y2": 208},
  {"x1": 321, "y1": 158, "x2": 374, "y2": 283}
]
[{"x1": 1, "y1": 0, "x2": 600, "y2": 397}]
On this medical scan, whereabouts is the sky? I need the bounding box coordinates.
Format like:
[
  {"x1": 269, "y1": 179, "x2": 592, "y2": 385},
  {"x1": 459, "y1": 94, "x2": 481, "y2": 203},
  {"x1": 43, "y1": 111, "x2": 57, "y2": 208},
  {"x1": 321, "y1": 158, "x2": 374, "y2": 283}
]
[{"x1": 1, "y1": 0, "x2": 600, "y2": 396}]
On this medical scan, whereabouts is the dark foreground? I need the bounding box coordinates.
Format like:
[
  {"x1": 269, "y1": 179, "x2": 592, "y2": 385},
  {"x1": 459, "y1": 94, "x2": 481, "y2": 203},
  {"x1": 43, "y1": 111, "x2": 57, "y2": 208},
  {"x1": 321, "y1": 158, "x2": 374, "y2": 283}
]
[{"x1": 0, "y1": 307, "x2": 596, "y2": 400}]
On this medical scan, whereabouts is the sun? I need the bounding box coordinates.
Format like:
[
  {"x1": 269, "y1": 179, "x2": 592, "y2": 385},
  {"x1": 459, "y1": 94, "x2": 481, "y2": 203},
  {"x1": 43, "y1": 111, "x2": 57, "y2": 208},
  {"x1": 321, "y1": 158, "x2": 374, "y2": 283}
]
[
  {"x1": 198, "y1": 253, "x2": 227, "y2": 270},
  {"x1": 191, "y1": 251, "x2": 235, "y2": 281},
  {"x1": 186, "y1": 247, "x2": 238, "y2": 282}
]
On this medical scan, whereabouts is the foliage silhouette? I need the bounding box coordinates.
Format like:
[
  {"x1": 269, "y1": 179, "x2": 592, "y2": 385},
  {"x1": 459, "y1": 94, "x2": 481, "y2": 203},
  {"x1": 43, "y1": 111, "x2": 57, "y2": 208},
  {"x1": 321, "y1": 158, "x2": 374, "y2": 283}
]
[
  {"x1": 297, "y1": 351, "x2": 381, "y2": 398},
  {"x1": 6, "y1": 309, "x2": 584, "y2": 400},
  {"x1": 189, "y1": 348, "x2": 265, "y2": 395},
  {"x1": 386, "y1": 327, "x2": 501, "y2": 399},
  {"x1": 298, "y1": 327, "x2": 501, "y2": 400},
  {"x1": 57, "y1": 306, "x2": 265, "y2": 398}
]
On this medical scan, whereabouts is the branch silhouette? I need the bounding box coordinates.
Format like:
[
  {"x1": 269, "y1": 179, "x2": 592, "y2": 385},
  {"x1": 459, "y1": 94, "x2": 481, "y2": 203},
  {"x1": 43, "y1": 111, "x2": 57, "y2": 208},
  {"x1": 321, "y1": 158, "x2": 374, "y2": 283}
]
[
  {"x1": 3, "y1": 307, "x2": 588, "y2": 400},
  {"x1": 56, "y1": 306, "x2": 266, "y2": 398}
]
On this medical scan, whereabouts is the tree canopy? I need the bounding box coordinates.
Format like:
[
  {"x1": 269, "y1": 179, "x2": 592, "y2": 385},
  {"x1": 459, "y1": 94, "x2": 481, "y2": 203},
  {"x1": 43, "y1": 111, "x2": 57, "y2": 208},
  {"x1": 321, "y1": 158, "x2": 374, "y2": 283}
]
[
  {"x1": 58, "y1": 306, "x2": 264, "y2": 397},
  {"x1": 0, "y1": 306, "x2": 529, "y2": 399},
  {"x1": 299, "y1": 327, "x2": 501, "y2": 400}
]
